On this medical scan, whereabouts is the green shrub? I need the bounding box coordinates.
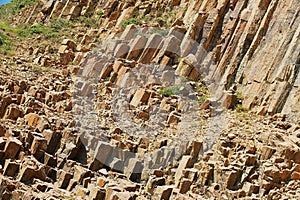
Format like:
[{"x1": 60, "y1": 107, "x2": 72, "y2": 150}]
[
  {"x1": 15, "y1": 0, "x2": 37, "y2": 9},
  {"x1": 49, "y1": 18, "x2": 73, "y2": 32},
  {"x1": 158, "y1": 85, "x2": 180, "y2": 97},
  {"x1": 97, "y1": 10, "x2": 103, "y2": 17},
  {"x1": 30, "y1": 66, "x2": 50, "y2": 72},
  {"x1": 198, "y1": 95, "x2": 209, "y2": 104},
  {"x1": 76, "y1": 16, "x2": 101, "y2": 28},
  {"x1": 29, "y1": 23, "x2": 47, "y2": 34},
  {"x1": 0, "y1": 0, "x2": 38, "y2": 20},
  {"x1": 120, "y1": 18, "x2": 140, "y2": 29},
  {"x1": 0, "y1": 31, "x2": 13, "y2": 54},
  {"x1": 235, "y1": 104, "x2": 249, "y2": 112}
]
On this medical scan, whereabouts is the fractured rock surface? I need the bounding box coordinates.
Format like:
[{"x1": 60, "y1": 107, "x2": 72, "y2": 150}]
[{"x1": 0, "y1": 0, "x2": 299, "y2": 199}]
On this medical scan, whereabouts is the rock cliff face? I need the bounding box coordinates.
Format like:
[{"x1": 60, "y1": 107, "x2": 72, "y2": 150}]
[
  {"x1": 0, "y1": 0, "x2": 299, "y2": 199},
  {"x1": 15, "y1": 0, "x2": 300, "y2": 117}
]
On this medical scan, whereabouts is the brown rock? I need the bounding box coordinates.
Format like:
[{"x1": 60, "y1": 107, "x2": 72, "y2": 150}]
[
  {"x1": 88, "y1": 185, "x2": 106, "y2": 200},
  {"x1": 245, "y1": 154, "x2": 256, "y2": 166},
  {"x1": 30, "y1": 134, "x2": 47, "y2": 158},
  {"x1": 127, "y1": 35, "x2": 147, "y2": 60},
  {"x1": 153, "y1": 35, "x2": 181, "y2": 63},
  {"x1": 139, "y1": 34, "x2": 163, "y2": 64},
  {"x1": 223, "y1": 92, "x2": 238, "y2": 109},
  {"x1": 130, "y1": 89, "x2": 150, "y2": 107},
  {"x1": 179, "y1": 178, "x2": 192, "y2": 194},
  {"x1": 97, "y1": 177, "x2": 108, "y2": 187},
  {"x1": 125, "y1": 158, "x2": 143, "y2": 182},
  {"x1": 114, "y1": 43, "x2": 130, "y2": 59},
  {"x1": 116, "y1": 66, "x2": 131, "y2": 86},
  {"x1": 4, "y1": 138, "x2": 22, "y2": 159},
  {"x1": 73, "y1": 165, "x2": 91, "y2": 183},
  {"x1": 100, "y1": 63, "x2": 113, "y2": 79},
  {"x1": 260, "y1": 146, "x2": 276, "y2": 160},
  {"x1": 25, "y1": 113, "x2": 41, "y2": 127},
  {"x1": 105, "y1": 186, "x2": 123, "y2": 200},
  {"x1": 112, "y1": 191, "x2": 136, "y2": 200},
  {"x1": 3, "y1": 160, "x2": 19, "y2": 177},
  {"x1": 167, "y1": 111, "x2": 181, "y2": 124},
  {"x1": 3, "y1": 104, "x2": 22, "y2": 120},
  {"x1": 18, "y1": 166, "x2": 35, "y2": 183},
  {"x1": 121, "y1": 24, "x2": 137, "y2": 40},
  {"x1": 95, "y1": 141, "x2": 114, "y2": 166},
  {"x1": 174, "y1": 156, "x2": 194, "y2": 187},
  {"x1": 170, "y1": 0, "x2": 181, "y2": 7},
  {"x1": 146, "y1": 176, "x2": 165, "y2": 194},
  {"x1": 42, "y1": 129, "x2": 60, "y2": 154},
  {"x1": 291, "y1": 172, "x2": 300, "y2": 180},
  {"x1": 226, "y1": 169, "x2": 242, "y2": 189},
  {"x1": 188, "y1": 141, "x2": 202, "y2": 158},
  {"x1": 58, "y1": 45, "x2": 69, "y2": 54},
  {"x1": 113, "y1": 60, "x2": 124, "y2": 72},
  {"x1": 61, "y1": 39, "x2": 76, "y2": 49},
  {"x1": 153, "y1": 185, "x2": 173, "y2": 200},
  {"x1": 57, "y1": 170, "x2": 72, "y2": 189}
]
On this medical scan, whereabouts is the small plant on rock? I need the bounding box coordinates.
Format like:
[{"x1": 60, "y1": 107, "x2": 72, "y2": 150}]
[
  {"x1": 158, "y1": 85, "x2": 181, "y2": 97},
  {"x1": 120, "y1": 18, "x2": 141, "y2": 29}
]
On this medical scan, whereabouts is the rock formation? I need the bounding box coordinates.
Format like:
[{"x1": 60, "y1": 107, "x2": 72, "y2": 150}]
[{"x1": 0, "y1": 0, "x2": 299, "y2": 199}]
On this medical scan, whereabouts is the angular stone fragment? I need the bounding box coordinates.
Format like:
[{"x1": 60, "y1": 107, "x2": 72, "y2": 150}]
[
  {"x1": 3, "y1": 160, "x2": 19, "y2": 177},
  {"x1": 146, "y1": 176, "x2": 165, "y2": 194},
  {"x1": 73, "y1": 165, "x2": 91, "y2": 183},
  {"x1": 226, "y1": 169, "x2": 242, "y2": 189},
  {"x1": 116, "y1": 66, "x2": 131, "y2": 86},
  {"x1": 25, "y1": 113, "x2": 41, "y2": 127},
  {"x1": 43, "y1": 152, "x2": 57, "y2": 167},
  {"x1": 58, "y1": 45, "x2": 69, "y2": 54},
  {"x1": 291, "y1": 172, "x2": 300, "y2": 180},
  {"x1": 139, "y1": 34, "x2": 163, "y2": 64},
  {"x1": 3, "y1": 104, "x2": 22, "y2": 120},
  {"x1": 18, "y1": 166, "x2": 35, "y2": 183},
  {"x1": 127, "y1": 36, "x2": 147, "y2": 60},
  {"x1": 130, "y1": 89, "x2": 150, "y2": 107},
  {"x1": 113, "y1": 60, "x2": 124, "y2": 72},
  {"x1": 97, "y1": 177, "x2": 108, "y2": 187},
  {"x1": 114, "y1": 43, "x2": 130, "y2": 59},
  {"x1": 260, "y1": 146, "x2": 276, "y2": 160},
  {"x1": 42, "y1": 129, "x2": 61, "y2": 154},
  {"x1": 153, "y1": 35, "x2": 181, "y2": 63},
  {"x1": 121, "y1": 24, "x2": 137, "y2": 40},
  {"x1": 4, "y1": 138, "x2": 22, "y2": 159},
  {"x1": 41, "y1": 0, "x2": 55, "y2": 14},
  {"x1": 56, "y1": 170, "x2": 72, "y2": 189},
  {"x1": 179, "y1": 178, "x2": 192, "y2": 194},
  {"x1": 88, "y1": 185, "x2": 106, "y2": 200},
  {"x1": 167, "y1": 111, "x2": 181, "y2": 124},
  {"x1": 105, "y1": 186, "x2": 123, "y2": 200},
  {"x1": 176, "y1": 55, "x2": 197, "y2": 78},
  {"x1": 223, "y1": 91, "x2": 238, "y2": 109},
  {"x1": 100, "y1": 63, "x2": 113, "y2": 79},
  {"x1": 30, "y1": 134, "x2": 47, "y2": 155},
  {"x1": 95, "y1": 141, "x2": 114, "y2": 167},
  {"x1": 153, "y1": 185, "x2": 173, "y2": 200},
  {"x1": 170, "y1": 0, "x2": 181, "y2": 7},
  {"x1": 174, "y1": 156, "x2": 194, "y2": 187},
  {"x1": 125, "y1": 158, "x2": 143, "y2": 182},
  {"x1": 69, "y1": 5, "x2": 82, "y2": 19},
  {"x1": 61, "y1": 39, "x2": 77, "y2": 49},
  {"x1": 190, "y1": 141, "x2": 202, "y2": 158},
  {"x1": 112, "y1": 191, "x2": 137, "y2": 200}
]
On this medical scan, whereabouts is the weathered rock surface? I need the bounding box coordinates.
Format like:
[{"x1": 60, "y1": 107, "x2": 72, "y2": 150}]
[{"x1": 0, "y1": 0, "x2": 299, "y2": 199}]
